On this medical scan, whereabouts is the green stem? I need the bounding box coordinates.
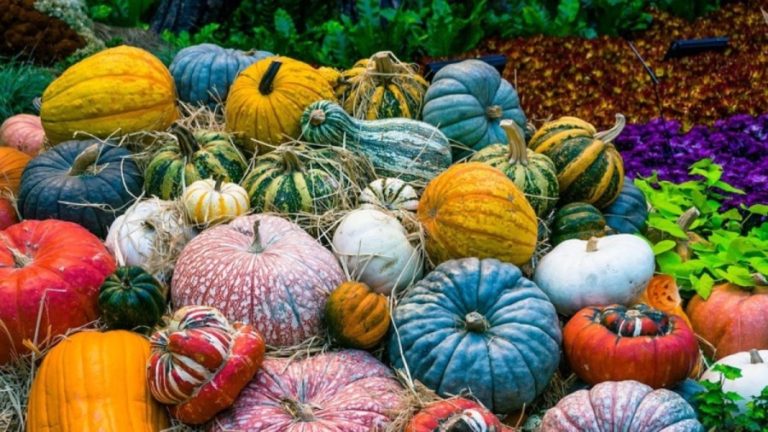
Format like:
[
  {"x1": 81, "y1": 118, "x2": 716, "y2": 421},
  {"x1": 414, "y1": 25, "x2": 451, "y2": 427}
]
[
  {"x1": 259, "y1": 61, "x2": 283, "y2": 95},
  {"x1": 282, "y1": 150, "x2": 302, "y2": 173},
  {"x1": 170, "y1": 124, "x2": 200, "y2": 157}
]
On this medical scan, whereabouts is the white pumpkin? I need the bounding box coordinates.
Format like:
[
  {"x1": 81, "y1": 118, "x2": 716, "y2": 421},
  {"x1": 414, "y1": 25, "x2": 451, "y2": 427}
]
[
  {"x1": 332, "y1": 208, "x2": 422, "y2": 295},
  {"x1": 700, "y1": 349, "x2": 768, "y2": 412},
  {"x1": 533, "y1": 234, "x2": 655, "y2": 316},
  {"x1": 182, "y1": 177, "x2": 249, "y2": 226},
  {"x1": 360, "y1": 178, "x2": 419, "y2": 213},
  {"x1": 105, "y1": 198, "x2": 197, "y2": 282}
]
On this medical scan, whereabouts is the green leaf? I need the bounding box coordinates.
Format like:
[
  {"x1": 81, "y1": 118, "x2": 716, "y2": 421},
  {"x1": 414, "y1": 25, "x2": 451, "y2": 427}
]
[
  {"x1": 713, "y1": 180, "x2": 746, "y2": 195},
  {"x1": 653, "y1": 240, "x2": 677, "y2": 255},
  {"x1": 747, "y1": 204, "x2": 768, "y2": 216},
  {"x1": 713, "y1": 364, "x2": 743, "y2": 380},
  {"x1": 692, "y1": 273, "x2": 715, "y2": 299},
  {"x1": 725, "y1": 265, "x2": 755, "y2": 287},
  {"x1": 647, "y1": 216, "x2": 689, "y2": 239}
]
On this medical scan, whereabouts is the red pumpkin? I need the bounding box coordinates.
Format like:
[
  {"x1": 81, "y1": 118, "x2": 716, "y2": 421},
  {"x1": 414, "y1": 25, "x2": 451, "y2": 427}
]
[
  {"x1": 0, "y1": 114, "x2": 45, "y2": 156},
  {"x1": 0, "y1": 198, "x2": 18, "y2": 230},
  {"x1": 0, "y1": 219, "x2": 115, "y2": 364},
  {"x1": 563, "y1": 304, "x2": 699, "y2": 388},
  {"x1": 686, "y1": 283, "x2": 768, "y2": 359},
  {"x1": 212, "y1": 350, "x2": 404, "y2": 431},
  {"x1": 407, "y1": 398, "x2": 504, "y2": 432},
  {"x1": 171, "y1": 214, "x2": 344, "y2": 347},
  {"x1": 148, "y1": 305, "x2": 265, "y2": 424}
]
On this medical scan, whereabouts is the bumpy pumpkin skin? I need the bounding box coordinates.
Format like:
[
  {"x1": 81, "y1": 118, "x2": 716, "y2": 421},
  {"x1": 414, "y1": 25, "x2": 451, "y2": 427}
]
[
  {"x1": 170, "y1": 43, "x2": 273, "y2": 106},
  {"x1": 422, "y1": 59, "x2": 527, "y2": 160},
  {"x1": 0, "y1": 114, "x2": 45, "y2": 156},
  {"x1": 0, "y1": 220, "x2": 116, "y2": 364},
  {"x1": 417, "y1": 162, "x2": 538, "y2": 267},
  {"x1": 550, "y1": 202, "x2": 607, "y2": 246},
  {"x1": 541, "y1": 380, "x2": 703, "y2": 432},
  {"x1": 406, "y1": 398, "x2": 503, "y2": 432},
  {"x1": 17, "y1": 140, "x2": 143, "y2": 238},
  {"x1": 604, "y1": 177, "x2": 648, "y2": 233},
  {"x1": 325, "y1": 282, "x2": 390, "y2": 349},
  {"x1": 0, "y1": 147, "x2": 31, "y2": 195},
  {"x1": 98, "y1": 266, "x2": 167, "y2": 331},
  {"x1": 564, "y1": 304, "x2": 699, "y2": 388},
  {"x1": 212, "y1": 350, "x2": 404, "y2": 431},
  {"x1": 40, "y1": 45, "x2": 178, "y2": 144},
  {"x1": 27, "y1": 330, "x2": 170, "y2": 432},
  {"x1": 686, "y1": 283, "x2": 768, "y2": 359},
  {"x1": 388, "y1": 258, "x2": 562, "y2": 414},
  {"x1": 226, "y1": 56, "x2": 336, "y2": 153}
]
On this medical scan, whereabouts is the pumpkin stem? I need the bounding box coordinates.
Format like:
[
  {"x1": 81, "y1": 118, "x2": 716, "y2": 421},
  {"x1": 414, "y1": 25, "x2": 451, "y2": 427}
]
[
  {"x1": 69, "y1": 143, "x2": 101, "y2": 176},
  {"x1": 753, "y1": 273, "x2": 767, "y2": 287},
  {"x1": 464, "y1": 311, "x2": 489, "y2": 332},
  {"x1": 501, "y1": 120, "x2": 528, "y2": 165},
  {"x1": 7, "y1": 247, "x2": 31, "y2": 268},
  {"x1": 750, "y1": 349, "x2": 764, "y2": 364},
  {"x1": 213, "y1": 176, "x2": 224, "y2": 192},
  {"x1": 282, "y1": 399, "x2": 315, "y2": 422},
  {"x1": 249, "y1": 220, "x2": 264, "y2": 253},
  {"x1": 282, "y1": 150, "x2": 303, "y2": 172},
  {"x1": 586, "y1": 237, "x2": 599, "y2": 252},
  {"x1": 442, "y1": 414, "x2": 480, "y2": 431},
  {"x1": 677, "y1": 207, "x2": 700, "y2": 231},
  {"x1": 371, "y1": 51, "x2": 396, "y2": 80},
  {"x1": 486, "y1": 105, "x2": 503, "y2": 120},
  {"x1": 309, "y1": 109, "x2": 326, "y2": 126},
  {"x1": 259, "y1": 60, "x2": 283, "y2": 95},
  {"x1": 594, "y1": 114, "x2": 626, "y2": 144},
  {"x1": 170, "y1": 124, "x2": 201, "y2": 157}
]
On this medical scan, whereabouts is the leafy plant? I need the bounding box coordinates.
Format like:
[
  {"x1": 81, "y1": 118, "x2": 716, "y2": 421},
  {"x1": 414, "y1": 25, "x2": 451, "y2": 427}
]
[
  {"x1": 0, "y1": 58, "x2": 57, "y2": 120},
  {"x1": 694, "y1": 364, "x2": 768, "y2": 430},
  {"x1": 652, "y1": 0, "x2": 720, "y2": 21},
  {"x1": 86, "y1": 0, "x2": 157, "y2": 27}
]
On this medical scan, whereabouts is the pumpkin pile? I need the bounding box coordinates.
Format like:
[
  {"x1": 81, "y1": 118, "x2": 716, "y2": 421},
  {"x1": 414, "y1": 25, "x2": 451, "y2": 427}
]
[{"x1": 2, "y1": 41, "x2": 765, "y2": 431}]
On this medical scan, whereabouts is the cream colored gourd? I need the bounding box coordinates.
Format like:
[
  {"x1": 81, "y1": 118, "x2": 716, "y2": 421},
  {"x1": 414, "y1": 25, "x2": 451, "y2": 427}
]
[
  {"x1": 533, "y1": 234, "x2": 655, "y2": 315},
  {"x1": 332, "y1": 208, "x2": 422, "y2": 295},
  {"x1": 182, "y1": 177, "x2": 249, "y2": 225},
  {"x1": 700, "y1": 349, "x2": 768, "y2": 412},
  {"x1": 359, "y1": 178, "x2": 419, "y2": 213}
]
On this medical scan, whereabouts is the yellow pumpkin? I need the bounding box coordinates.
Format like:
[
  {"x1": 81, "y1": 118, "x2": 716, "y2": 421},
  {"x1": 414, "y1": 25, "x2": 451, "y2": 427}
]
[
  {"x1": 417, "y1": 162, "x2": 538, "y2": 266},
  {"x1": 316, "y1": 66, "x2": 342, "y2": 88},
  {"x1": 182, "y1": 177, "x2": 249, "y2": 226},
  {"x1": 336, "y1": 51, "x2": 428, "y2": 120},
  {"x1": 226, "y1": 56, "x2": 335, "y2": 154},
  {"x1": 40, "y1": 45, "x2": 179, "y2": 144},
  {"x1": 325, "y1": 281, "x2": 390, "y2": 350},
  {"x1": 27, "y1": 330, "x2": 169, "y2": 432}
]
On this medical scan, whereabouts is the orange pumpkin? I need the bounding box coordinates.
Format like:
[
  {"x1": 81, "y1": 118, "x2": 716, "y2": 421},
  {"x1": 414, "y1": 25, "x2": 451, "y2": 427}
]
[
  {"x1": 27, "y1": 330, "x2": 169, "y2": 432},
  {"x1": 417, "y1": 162, "x2": 538, "y2": 266},
  {"x1": 0, "y1": 147, "x2": 31, "y2": 195},
  {"x1": 634, "y1": 274, "x2": 692, "y2": 328},
  {"x1": 325, "y1": 281, "x2": 390, "y2": 349}
]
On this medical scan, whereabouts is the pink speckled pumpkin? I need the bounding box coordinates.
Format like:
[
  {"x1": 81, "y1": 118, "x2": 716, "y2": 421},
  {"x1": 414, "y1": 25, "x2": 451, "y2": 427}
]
[
  {"x1": 541, "y1": 381, "x2": 703, "y2": 432},
  {"x1": 211, "y1": 350, "x2": 404, "y2": 431},
  {"x1": 0, "y1": 114, "x2": 45, "y2": 156},
  {"x1": 171, "y1": 214, "x2": 344, "y2": 347}
]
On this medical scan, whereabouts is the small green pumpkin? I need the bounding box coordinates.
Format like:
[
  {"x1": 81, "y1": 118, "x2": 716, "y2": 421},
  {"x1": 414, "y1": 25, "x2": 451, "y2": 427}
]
[
  {"x1": 550, "y1": 202, "x2": 607, "y2": 246},
  {"x1": 144, "y1": 124, "x2": 247, "y2": 199},
  {"x1": 98, "y1": 266, "x2": 167, "y2": 331},
  {"x1": 471, "y1": 120, "x2": 559, "y2": 217}
]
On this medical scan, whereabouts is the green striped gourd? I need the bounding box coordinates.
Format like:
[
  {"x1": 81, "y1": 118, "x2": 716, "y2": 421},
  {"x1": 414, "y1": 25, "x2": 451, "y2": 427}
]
[
  {"x1": 471, "y1": 120, "x2": 559, "y2": 217},
  {"x1": 300, "y1": 100, "x2": 451, "y2": 185},
  {"x1": 550, "y1": 202, "x2": 607, "y2": 246},
  {"x1": 529, "y1": 114, "x2": 626, "y2": 208},
  {"x1": 144, "y1": 125, "x2": 247, "y2": 199},
  {"x1": 242, "y1": 147, "x2": 339, "y2": 214}
]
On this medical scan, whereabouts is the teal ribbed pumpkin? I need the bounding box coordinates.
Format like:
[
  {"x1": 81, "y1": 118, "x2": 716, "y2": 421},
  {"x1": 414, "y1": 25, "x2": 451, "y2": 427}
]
[
  {"x1": 98, "y1": 266, "x2": 167, "y2": 331},
  {"x1": 422, "y1": 60, "x2": 527, "y2": 160},
  {"x1": 144, "y1": 125, "x2": 247, "y2": 199},
  {"x1": 550, "y1": 202, "x2": 607, "y2": 246},
  {"x1": 603, "y1": 177, "x2": 648, "y2": 234},
  {"x1": 471, "y1": 120, "x2": 559, "y2": 217}
]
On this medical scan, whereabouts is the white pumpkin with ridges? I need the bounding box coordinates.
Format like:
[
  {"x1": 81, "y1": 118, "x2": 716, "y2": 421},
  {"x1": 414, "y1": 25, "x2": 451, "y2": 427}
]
[
  {"x1": 182, "y1": 177, "x2": 249, "y2": 226},
  {"x1": 700, "y1": 349, "x2": 768, "y2": 412}
]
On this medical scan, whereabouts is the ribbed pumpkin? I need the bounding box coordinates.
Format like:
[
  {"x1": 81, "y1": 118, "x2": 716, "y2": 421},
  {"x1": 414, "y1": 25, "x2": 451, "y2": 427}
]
[
  {"x1": 144, "y1": 125, "x2": 247, "y2": 200},
  {"x1": 471, "y1": 119, "x2": 559, "y2": 217},
  {"x1": 18, "y1": 140, "x2": 142, "y2": 238},
  {"x1": 0, "y1": 220, "x2": 115, "y2": 364},
  {"x1": 317, "y1": 66, "x2": 342, "y2": 87},
  {"x1": 0, "y1": 114, "x2": 45, "y2": 156},
  {"x1": 417, "y1": 162, "x2": 538, "y2": 266},
  {"x1": 182, "y1": 177, "x2": 249, "y2": 225},
  {"x1": 226, "y1": 56, "x2": 335, "y2": 153},
  {"x1": 406, "y1": 398, "x2": 504, "y2": 432},
  {"x1": 98, "y1": 266, "x2": 167, "y2": 331},
  {"x1": 27, "y1": 330, "x2": 170, "y2": 432},
  {"x1": 325, "y1": 281, "x2": 390, "y2": 349},
  {"x1": 422, "y1": 59, "x2": 527, "y2": 160},
  {"x1": 604, "y1": 177, "x2": 649, "y2": 234},
  {"x1": 40, "y1": 45, "x2": 178, "y2": 144},
  {"x1": 170, "y1": 43, "x2": 273, "y2": 106},
  {"x1": 389, "y1": 258, "x2": 562, "y2": 414},
  {"x1": 336, "y1": 51, "x2": 428, "y2": 120},
  {"x1": 529, "y1": 114, "x2": 626, "y2": 208},
  {"x1": 360, "y1": 178, "x2": 419, "y2": 214},
  {"x1": 0, "y1": 147, "x2": 31, "y2": 195},
  {"x1": 550, "y1": 202, "x2": 607, "y2": 246}
]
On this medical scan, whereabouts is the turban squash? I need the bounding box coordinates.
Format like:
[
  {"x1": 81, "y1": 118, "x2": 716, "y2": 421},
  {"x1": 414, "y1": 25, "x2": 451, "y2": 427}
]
[
  {"x1": 406, "y1": 398, "x2": 504, "y2": 432},
  {"x1": 27, "y1": 330, "x2": 169, "y2": 432},
  {"x1": 40, "y1": 45, "x2": 178, "y2": 144}
]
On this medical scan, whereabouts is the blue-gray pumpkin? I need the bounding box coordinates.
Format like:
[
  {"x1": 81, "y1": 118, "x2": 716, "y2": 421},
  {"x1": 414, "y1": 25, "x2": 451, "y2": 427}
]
[
  {"x1": 170, "y1": 43, "x2": 273, "y2": 106},
  {"x1": 18, "y1": 140, "x2": 142, "y2": 238},
  {"x1": 422, "y1": 60, "x2": 527, "y2": 161},
  {"x1": 388, "y1": 257, "x2": 562, "y2": 414},
  {"x1": 603, "y1": 177, "x2": 648, "y2": 234}
]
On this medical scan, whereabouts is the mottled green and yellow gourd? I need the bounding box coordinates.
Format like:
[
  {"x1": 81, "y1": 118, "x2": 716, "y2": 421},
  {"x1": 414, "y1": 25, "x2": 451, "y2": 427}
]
[
  {"x1": 529, "y1": 114, "x2": 626, "y2": 208},
  {"x1": 471, "y1": 120, "x2": 559, "y2": 217}
]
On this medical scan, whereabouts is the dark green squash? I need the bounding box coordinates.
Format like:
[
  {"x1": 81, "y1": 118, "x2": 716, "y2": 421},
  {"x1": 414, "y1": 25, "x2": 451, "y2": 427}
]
[
  {"x1": 603, "y1": 177, "x2": 648, "y2": 234},
  {"x1": 550, "y1": 202, "x2": 607, "y2": 246},
  {"x1": 98, "y1": 266, "x2": 167, "y2": 331},
  {"x1": 144, "y1": 124, "x2": 247, "y2": 199},
  {"x1": 17, "y1": 140, "x2": 142, "y2": 238}
]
